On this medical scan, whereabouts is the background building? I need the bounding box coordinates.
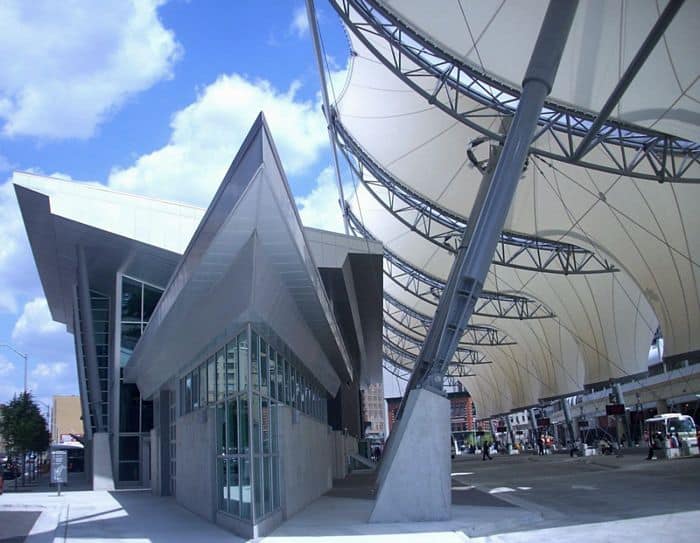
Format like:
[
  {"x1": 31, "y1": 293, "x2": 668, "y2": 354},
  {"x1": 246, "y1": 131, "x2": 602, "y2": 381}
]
[
  {"x1": 51, "y1": 395, "x2": 83, "y2": 444},
  {"x1": 386, "y1": 391, "x2": 474, "y2": 441},
  {"x1": 360, "y1": 382, "x2": 385, "y2": 439}
]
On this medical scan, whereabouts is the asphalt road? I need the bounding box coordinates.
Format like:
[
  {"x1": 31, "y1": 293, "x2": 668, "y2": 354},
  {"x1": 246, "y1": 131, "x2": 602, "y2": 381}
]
[{"x1": 451, "y1": 448, "x2": 700, "y2": 530}]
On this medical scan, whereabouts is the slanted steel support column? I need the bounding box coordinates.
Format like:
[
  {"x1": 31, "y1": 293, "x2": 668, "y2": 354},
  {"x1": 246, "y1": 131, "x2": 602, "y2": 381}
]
[
  {"x1": 505, "y1": 416, "x2": 516, "y2": 448},
  {"x1": 399, "y1": 0, "x2": 579, "y2": 405},
  {"x1": 77, "y1": 246, "x2": 105, "y2": 432},
  {"x1": 573, "y1": 0, "x2": 685, "y2": 161},
  {"x1": 373, "y1": 1, "x2": 578, "y2": 521},
  {"x1": 562, "y1": 398, "x2": 576, "y2": 445},
  {"x1": 529, "y1": 409, "x2": 540, "y2": 443},
  {"x1": 614, "y1": 383, "x2": 632, "y2": 447}
]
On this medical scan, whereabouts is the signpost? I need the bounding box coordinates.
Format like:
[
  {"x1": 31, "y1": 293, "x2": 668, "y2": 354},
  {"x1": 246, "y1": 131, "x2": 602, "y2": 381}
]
[
  {"x1": 606, "y1": 404, "x2": 625, "y2": 416},
  {"x1": 50, "y1": 450, "x2": 68, "y2": 495}
]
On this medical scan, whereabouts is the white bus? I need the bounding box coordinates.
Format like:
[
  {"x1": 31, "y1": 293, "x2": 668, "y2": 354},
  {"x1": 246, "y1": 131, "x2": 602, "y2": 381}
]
[{"x1": 645, "y1": 413, "x2": 698, "y2": 454}]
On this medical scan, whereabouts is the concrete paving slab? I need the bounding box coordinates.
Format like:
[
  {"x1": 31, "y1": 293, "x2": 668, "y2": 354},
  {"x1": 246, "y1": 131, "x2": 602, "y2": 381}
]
[
  {"x1": 0, "y1": 489, "x2": 243, "y2": 543},
  {"x1": 263, "y1": 495, "x2": 540, "y2": 541}
]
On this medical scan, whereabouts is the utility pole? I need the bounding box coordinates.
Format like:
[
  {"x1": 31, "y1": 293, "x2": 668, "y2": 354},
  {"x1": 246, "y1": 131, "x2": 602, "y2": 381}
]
[{"x1": 0, "y1": 344, "x2": 28, "y2": 394}]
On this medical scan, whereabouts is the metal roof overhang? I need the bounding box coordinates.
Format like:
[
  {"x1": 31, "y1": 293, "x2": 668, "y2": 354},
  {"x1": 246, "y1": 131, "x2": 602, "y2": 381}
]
[
  {"x1": 13, "y1": 174, "x2": 192, "y2": 331},
  {"x1": 125, "y1": 114, "x2": 354, "y2": 398}
]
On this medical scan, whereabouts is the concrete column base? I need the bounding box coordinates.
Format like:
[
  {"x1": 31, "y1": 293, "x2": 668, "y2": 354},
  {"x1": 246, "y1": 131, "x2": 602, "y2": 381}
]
[
  {"x1": 92, "y1": 432, "x2": 115, "y2": 490},
  {"x1": 370, "y1": 388, "x2": 450, "y2": 523}
]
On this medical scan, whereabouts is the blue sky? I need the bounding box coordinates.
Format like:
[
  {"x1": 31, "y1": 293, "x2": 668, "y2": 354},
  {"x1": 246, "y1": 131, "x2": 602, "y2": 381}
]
[{"x1": 0, "y1": 0, "x2": 381, "y2": 410}]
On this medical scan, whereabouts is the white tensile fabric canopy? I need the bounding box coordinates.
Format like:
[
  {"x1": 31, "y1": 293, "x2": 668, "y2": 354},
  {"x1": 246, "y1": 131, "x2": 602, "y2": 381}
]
[{"x1": 330, "y1": 0, "x2": 700, "y2": 416}]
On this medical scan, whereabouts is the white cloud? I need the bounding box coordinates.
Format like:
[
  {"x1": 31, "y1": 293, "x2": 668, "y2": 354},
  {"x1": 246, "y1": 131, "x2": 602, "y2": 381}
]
[
  {"x1": 296, "y1": 166, "x2": 347, "y2": 233},
  {"x1": 31, "y1": 362, "x2": 68, "y2": 379},
  {"x1": 0, "y1": 382, "x2": 23, "y2": 403},
  {"x1": 4, "y1": 295, "x2": 76, "y2": 403},
  {"x1": 0, "y1": 154, "x2": 11, "y2": 173},
  {"x1": 12, "y1": 297, "x2": 63, "y2": 343},
  {"x1": 0, "y1": 0, "x2": 181, "y2": 139},
  {"x1": 108, "y1": 73, "x2": 328, "y2": 206},
  {"x1": 0, "y1": 177, "x2": 40, "y2": 312},
  {"x1": 290, "y1": 5, "x2": 309, "y2": 38},
  {"x1": 0, "y1": 357, "x2": 15, "y2": 377},
  {"x1": 0, "y1": 171, "x2": 77, "y2": 313}
]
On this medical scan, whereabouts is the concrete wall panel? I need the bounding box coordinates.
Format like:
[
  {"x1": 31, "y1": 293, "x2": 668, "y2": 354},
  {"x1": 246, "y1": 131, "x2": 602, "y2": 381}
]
[{"x1": 176, "y1": 408, "x2": 215, "y2": 521}]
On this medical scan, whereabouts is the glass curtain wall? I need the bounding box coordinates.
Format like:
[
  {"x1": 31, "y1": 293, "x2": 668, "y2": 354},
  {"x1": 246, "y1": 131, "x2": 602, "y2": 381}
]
[
  {"x1": 91, "y1": 291, "x2": 110, "y2": 430},
  {"x1": 120, "y1": 276, "x2": 164, "y2": 366},
  {"x1": 74, "y1": 287, "x2": 111, "y2": 433},
  {"x1": 118, "y1": 276, "x2": 161, "y2": 482},
  {"x1": 179, "y1": 324, "x2": 327, "y2": 525}
]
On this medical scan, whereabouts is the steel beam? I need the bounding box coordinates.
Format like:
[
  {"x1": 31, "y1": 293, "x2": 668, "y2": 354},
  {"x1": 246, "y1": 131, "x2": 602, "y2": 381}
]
[
  {"x1": 384, "y1": 293, "x2": 515, "y2": 346},
  {"x1": 336, "y1": 118, "x2": 618, "y2": 275},
  {"x1": 347, "y1": 210, "x2": 555, "y2": 319},
  {"x1": 331, "y1": 0, "x2": 699, "y2": 182},
  {"x1": 77, "y1": 246, "x2": 105, "y2": 433},
  {"x1": 383, "y1": 340, "x2": 476, "y2": 378},
  {"x1": 384, "y1": 322, "x2": 492, "y2": 365},
  {"x1": 561, "y1": 397, "x2": 576, "y2": 446},
  {"x1": 573, "y1": 0, "x2": 686, "y2": 165}
]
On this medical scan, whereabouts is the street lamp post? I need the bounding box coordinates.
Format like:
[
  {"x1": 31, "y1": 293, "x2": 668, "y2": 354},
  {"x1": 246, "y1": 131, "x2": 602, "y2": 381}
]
[{"x1": 0, "y1": 344, "x2": 28, "y2": 394}]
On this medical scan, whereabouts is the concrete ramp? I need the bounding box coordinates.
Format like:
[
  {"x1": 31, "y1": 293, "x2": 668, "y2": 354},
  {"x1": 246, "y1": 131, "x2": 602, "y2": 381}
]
[{"x1": 349, "y1": 453, "x2": 376, "y2": 471}]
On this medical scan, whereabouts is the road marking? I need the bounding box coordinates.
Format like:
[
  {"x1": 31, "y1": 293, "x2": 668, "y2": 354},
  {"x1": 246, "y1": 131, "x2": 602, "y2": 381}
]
[
  {"x1": 451, "y1": 472, "x2": 473, "y2": 476},
  {"x1": 489, "y1": 487, "x2": 516, "y2": 493}
]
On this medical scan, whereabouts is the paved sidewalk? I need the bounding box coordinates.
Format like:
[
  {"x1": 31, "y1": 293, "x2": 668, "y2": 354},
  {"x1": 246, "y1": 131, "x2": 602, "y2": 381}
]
[
  {"x1": 0, "y1": 489, "x2": 243, "y2": 543},
  {"x1": 1, "y1": 452, "x2": 698, "y2": 542}
]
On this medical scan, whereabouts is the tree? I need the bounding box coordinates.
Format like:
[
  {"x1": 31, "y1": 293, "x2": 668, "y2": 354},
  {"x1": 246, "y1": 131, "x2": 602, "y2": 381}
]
[{"x1": 0, "y1": 392, "x2": 50, "y2": 484}]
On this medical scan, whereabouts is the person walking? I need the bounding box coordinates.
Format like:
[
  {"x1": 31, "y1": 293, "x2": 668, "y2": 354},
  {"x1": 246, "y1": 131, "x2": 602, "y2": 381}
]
[{"x1": 482, "y1": 440, "x2": 493, "y2": 461}]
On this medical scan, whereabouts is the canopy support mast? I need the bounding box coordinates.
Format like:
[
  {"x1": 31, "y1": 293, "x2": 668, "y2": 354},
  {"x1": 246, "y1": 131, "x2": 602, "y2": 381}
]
[
  {"x1": 306, "y1": 0, "x2": 350, "y2": 234},
  {"x1": 398, "y1": 0, "x2": 579, "y2": 415}
]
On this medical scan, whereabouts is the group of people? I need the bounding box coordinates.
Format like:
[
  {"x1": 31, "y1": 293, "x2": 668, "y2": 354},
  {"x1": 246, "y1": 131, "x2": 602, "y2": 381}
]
[{"x1": 645, "y1": 430, "x2": 684, "y2": 460}]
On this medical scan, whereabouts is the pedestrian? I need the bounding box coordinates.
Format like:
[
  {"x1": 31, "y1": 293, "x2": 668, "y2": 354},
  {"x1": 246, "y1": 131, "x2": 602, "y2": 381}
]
[
  {"x1": 537, "y1": 436, "x2": 545, "y2": 456},
  {"x1": 482, "y1": 440, "x2": 493, "y2": 461},
  {"x1": 647, "y1": 431, "x2": 663, "y2": 460},
  {"x1": 372, "y1": 446, "x2": 382, "y2": 462}
]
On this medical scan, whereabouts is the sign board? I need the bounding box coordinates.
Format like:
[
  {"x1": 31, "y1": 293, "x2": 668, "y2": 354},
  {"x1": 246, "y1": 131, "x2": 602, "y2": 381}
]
[
  {"x1": 605, "y1": 404, "x2": 625, "y2": 416},
  {"x1": 537, "y1": 417, "x2": 551, "y2": 427},
  {"x1": 496, "y1": 426, "x2": 507, "y2": 432},
  {"x1": 578, "y1": 420, "x2": 589, "y2": 428},
  {"x1": 50, "y1": 450, "x2": 68, "y2": 484}
]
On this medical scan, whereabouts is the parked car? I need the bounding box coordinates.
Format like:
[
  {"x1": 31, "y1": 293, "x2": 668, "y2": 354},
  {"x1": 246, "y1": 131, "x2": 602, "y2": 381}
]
[{"x1": 2, "y1": 462, "x2": 21, "y2": 481}]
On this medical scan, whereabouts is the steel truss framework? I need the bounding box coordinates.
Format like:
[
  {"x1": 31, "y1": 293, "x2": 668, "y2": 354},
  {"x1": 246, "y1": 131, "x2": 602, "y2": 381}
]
[
  {"x1": 383, "y1": 337, "x2": 477, "y2": 379},
  {"x1": 384, "y1": 320, "x2": 492, "y2": 365},
  {"x1": 335, "y1": 118, "x2": 619, "y2": 275},
  {"x1": 384, "y1": 292, "x2": 515, "y2": 346},
  {"x1": 383, "y1": 359, "x2": 468, "y2": 388},
  {"x1": 347, "y1": 210, "x2": 555, "y2": 320},
  {"x1": 331, "y1": 0, "x2": 700, "y2": 183}
]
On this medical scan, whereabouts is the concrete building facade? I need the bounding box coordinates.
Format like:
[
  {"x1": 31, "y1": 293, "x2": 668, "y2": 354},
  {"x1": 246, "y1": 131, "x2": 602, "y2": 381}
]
[{"x1": 14, "y1": 114, "x2": 383, "y2": 538}]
